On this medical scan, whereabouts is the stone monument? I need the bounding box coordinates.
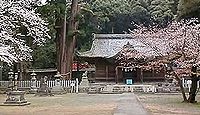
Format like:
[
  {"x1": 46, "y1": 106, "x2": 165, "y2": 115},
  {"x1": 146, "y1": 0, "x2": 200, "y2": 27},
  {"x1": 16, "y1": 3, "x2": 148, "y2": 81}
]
[
  {"x1": 51, "y1": 72, "x2": 65, "y2": 94},
  {"x1": 1, "y1": 70, "x2": 31, "y2": 106},
  {"x1": 35, "y1": 76, "x2": 53, "y2": 96}
]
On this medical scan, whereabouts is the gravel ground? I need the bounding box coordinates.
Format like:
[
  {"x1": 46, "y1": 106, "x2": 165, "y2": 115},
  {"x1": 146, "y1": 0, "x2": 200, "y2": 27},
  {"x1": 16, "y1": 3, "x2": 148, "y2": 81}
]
[
  {"x1": 1, "y1": 93, "x2": 200, "y2": 115},
  {"x1": 0, "y1": 93, "x2": 120, "y2": 115},
  {"x1": 136, "y1": 93, "x2": 200, "y2": 115}
]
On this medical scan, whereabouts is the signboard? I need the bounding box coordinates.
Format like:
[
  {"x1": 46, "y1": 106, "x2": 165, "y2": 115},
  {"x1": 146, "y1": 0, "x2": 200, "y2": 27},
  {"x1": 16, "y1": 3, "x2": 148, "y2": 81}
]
[{"x1": 126, "y1": 79, "x2": 133, "y2": 85}]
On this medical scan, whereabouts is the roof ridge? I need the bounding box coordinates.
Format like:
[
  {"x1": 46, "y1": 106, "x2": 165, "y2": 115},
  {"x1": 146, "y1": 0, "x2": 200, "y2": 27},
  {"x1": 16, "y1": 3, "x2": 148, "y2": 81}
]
[{"x1": 94, "y1": 34, "x2": 133, "y2": 39}]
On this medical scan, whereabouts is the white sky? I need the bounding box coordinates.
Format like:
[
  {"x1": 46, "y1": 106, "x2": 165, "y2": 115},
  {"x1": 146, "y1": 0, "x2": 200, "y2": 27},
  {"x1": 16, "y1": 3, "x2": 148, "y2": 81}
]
[{"x1": 41, "y1": 0, "x2": 47, "y2": 4}]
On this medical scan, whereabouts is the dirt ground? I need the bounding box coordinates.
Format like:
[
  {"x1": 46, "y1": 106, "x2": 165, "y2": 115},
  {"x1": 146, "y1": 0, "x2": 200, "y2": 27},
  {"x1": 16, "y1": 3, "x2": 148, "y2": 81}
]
[
  {"x1": 0, "y1": 93, "x2": 119, "y2": 115},
  {"x1": 1, "y1": 93, "x2": 200, "y2": 115},
  {"x1": 136, "y1": 93, "x2": 200, "y2": 115}
]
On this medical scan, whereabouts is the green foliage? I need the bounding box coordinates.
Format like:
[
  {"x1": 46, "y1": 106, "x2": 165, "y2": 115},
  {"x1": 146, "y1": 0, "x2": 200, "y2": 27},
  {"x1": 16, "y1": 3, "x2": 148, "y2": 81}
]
[
  {"x1": 32, "y1": 0, "x2": 178, "y2": 68},
  {"x1": 86, "y1": 0, "x2": 176, "y2": 33},
  {"x1": 147, "y1": 0, "x2": 175, "y2": 26},
  {"x1": 177, "y1": 0, "x2": 200, "y2": 19},
  {"x1": 87, "y1": 0, "x2": 147, "y2": 32},
  {"x1": 32, "y1": 41, "x2": 56, "y2": 69},
  {"x1": 32, "y1": 0, "x2": 70, "y2": 69}
]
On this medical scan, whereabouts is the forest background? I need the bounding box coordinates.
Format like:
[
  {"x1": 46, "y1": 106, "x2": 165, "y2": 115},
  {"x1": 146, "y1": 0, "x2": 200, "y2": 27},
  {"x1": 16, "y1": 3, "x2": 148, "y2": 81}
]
[{"x1": 1, "y1": 0, "x2": 200, "y2": 79}]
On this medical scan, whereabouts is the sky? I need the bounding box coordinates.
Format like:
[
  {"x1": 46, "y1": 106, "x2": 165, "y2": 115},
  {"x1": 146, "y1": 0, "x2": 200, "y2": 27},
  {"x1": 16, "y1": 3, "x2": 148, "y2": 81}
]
[{"x1": 41, "y1": 0, "x2": 46, "y2": 4}]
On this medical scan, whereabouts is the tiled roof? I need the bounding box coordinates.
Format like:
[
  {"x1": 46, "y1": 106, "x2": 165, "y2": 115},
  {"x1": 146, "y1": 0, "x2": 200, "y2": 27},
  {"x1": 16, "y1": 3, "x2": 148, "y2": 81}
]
[{"x1": 79, "y1": 34, "x2": 161, "y2": 58}]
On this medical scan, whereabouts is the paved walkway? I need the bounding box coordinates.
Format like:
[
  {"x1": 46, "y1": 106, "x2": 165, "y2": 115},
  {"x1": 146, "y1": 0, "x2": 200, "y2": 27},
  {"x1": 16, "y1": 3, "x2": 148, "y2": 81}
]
[{"x1": 114, "y1": 93, "x2": 149, "y2": 115}]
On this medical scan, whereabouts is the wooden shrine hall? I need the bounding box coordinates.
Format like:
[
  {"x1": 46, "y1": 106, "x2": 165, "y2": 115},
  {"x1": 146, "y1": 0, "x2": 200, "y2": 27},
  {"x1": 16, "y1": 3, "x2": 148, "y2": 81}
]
[{"x1": 79, "y1": 34, "x2": 166, "y2": 83}]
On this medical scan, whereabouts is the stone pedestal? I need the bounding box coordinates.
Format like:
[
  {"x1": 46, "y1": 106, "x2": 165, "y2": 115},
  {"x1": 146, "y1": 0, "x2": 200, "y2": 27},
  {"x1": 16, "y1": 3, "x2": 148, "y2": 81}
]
[
  {"x1": 51, "y1": 72, "x2": 65, "y2": 94},
  {"x1": 35, "y1": 76, "x2": 53, "y2": 96},
  {"x1": 51, "y1": 79, "x2": 65, "y2": 94},
  {"x1": 80, "y1": 77, "x2": 89, "y2": 87},
  {"x1": 36, "y1": 83, "x2": 53, "y2": 96},
  {"x1": 1, "y1": 91, "x2": 31, "y2": 106}
]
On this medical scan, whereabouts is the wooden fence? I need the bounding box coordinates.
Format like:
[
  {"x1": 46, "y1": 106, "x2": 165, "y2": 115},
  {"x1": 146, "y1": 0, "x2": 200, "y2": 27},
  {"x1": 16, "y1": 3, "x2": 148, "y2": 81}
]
[{"x1": 0, "y1": 78, "x2": 79, "y2": 93}]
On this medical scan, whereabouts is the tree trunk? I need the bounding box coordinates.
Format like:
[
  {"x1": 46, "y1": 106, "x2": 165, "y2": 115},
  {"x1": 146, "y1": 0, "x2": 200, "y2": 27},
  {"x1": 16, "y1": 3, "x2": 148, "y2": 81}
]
[
  {"x1": 188, "y1": 76, "x2": 198, "y2": 103},
  {"x1": 55, "y1": 16, "x2": 66, "y2": 74},
  {"x1": 56, "y1": 0, "x2": 79, "y2": 79},
  {"x1": 0, "y1": 61, "x2": 3, "y2": 81},
  {"x1": 65, "y1": 0, "x2": 79, "y2": 79},
  {"x1": 172, "y1": 71, "x2": 188, "y2": 102},
  {"x1": 188, "y1": 66, "x2": 198, "y2": 103},
  {"x1": 19, "y1": 62, "x2": 23, "y2": 80}
]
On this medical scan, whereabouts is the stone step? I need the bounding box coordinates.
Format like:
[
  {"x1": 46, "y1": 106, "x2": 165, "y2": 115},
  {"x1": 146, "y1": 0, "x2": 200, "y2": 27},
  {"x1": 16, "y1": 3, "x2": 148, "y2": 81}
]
[
  {"x1": 87, "y1": 87, "x2": 99, "y2": 94},
  {"x1": 113, "y1": 86, "x2": 121, "y2": 93}
]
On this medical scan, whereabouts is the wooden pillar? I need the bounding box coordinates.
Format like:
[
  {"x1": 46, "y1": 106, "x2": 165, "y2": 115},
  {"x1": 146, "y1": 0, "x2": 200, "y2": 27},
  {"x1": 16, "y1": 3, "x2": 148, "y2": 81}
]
[
  {"x1": 115, "y1": 67, "x2": 117, "y2": 83},
  {"x1": 106, "y1": 65, "x2": 108, "y2": 82},
  {"x1": 140, "y1": 68, "x2": 143, "y2": 83},
  {"x1": 163, "y1": 66, "x2": 166, "y2": 80},
  {"x1": 0, "y1": 61, "x2": 2, "y2": 81},
  {"x1": 152, "y1": 67, "x2": 155, "y2": 80}
]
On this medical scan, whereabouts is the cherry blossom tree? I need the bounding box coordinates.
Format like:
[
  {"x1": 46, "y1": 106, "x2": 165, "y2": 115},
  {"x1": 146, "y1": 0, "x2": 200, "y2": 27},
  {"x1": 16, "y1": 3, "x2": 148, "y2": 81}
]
[
  {"x1": 0, "y1": 0, "x2": 50, "y2": 64},
  {"x1": 130, "y1": 18, "x2": 200, "y2": 103}
]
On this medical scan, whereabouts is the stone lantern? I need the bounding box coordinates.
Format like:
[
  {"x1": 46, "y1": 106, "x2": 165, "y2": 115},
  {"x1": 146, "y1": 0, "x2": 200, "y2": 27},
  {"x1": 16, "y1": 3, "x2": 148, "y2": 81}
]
[
  {"x1": 54, "y1": 72, "x2": 61, "y2": 86},
  {"x1": 1, "y1": 70, "x2": 31, "y2": 106},
  {"x1": 8, "y1": 70, "x2": 14, "y2": 90},
  {"x1": 8, "y1": 70, "x2": 14, "y2": 81},
  {"x1": 51, "y1": 72, "x2": 64, "y2": 94},
  {"x1": 14, "y1": 73, "x2": 18, "y2": 90},
  {"x1": 30, "y1": 71, "x2": 37, "y2": 93}
]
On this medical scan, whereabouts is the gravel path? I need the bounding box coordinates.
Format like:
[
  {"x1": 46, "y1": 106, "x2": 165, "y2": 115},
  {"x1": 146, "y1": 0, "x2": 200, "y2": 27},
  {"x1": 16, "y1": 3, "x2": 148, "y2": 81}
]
[{"x1": 114, "y1": 93, "x2": 149, "y2": 115}]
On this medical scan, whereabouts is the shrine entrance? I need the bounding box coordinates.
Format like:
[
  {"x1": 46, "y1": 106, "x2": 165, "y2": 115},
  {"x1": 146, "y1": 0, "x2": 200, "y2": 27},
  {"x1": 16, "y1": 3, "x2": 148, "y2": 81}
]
[
  {"x1": 115, "y1": 66, "x2": 142, "y2": 84},
  {"x1": 123, "y1": 68, "x2": 137, "y2": 84}
]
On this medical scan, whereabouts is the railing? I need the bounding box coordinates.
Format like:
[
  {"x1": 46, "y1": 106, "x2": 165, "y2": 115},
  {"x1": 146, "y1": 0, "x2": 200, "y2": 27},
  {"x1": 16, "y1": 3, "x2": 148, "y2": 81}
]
[{"x1": 0, "y1": 78, "x2": 79, "y2": 93}]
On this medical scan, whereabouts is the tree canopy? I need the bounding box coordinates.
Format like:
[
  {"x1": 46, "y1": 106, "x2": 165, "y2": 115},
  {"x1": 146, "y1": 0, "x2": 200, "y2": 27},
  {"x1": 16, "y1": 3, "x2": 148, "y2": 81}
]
[
  {"x1": 2, "y1": 0, "x2": 198, "y2": 69},
  {"x1": 177, "y1": 0, "x2": 200, "y2": 19},
  {"x1": 0, "y1": 0, "x2": 50, "y2": 64},
  {"x1": 130, "y1": 18, "x2": 200, "y2": 102}
]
